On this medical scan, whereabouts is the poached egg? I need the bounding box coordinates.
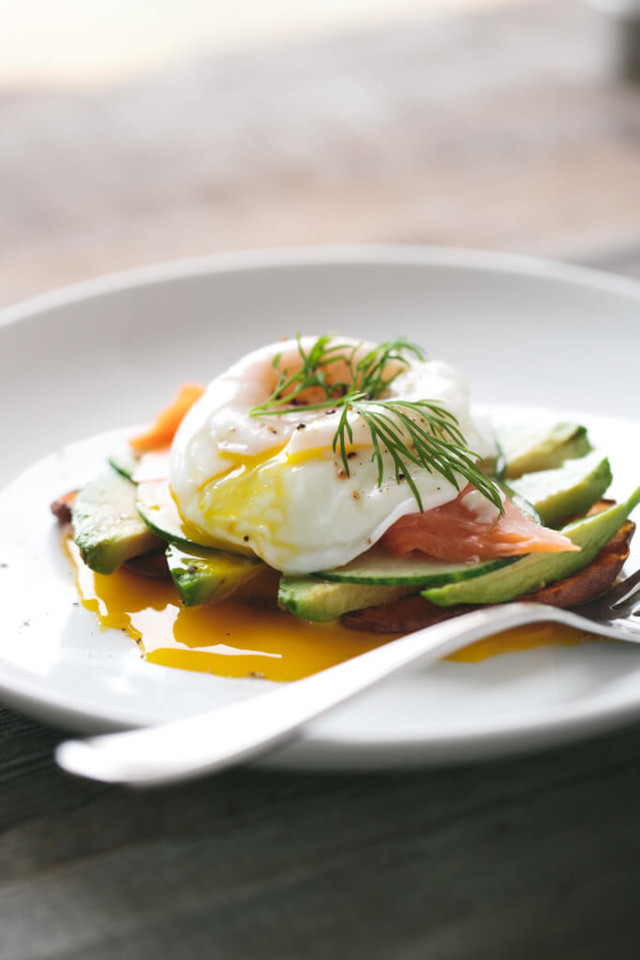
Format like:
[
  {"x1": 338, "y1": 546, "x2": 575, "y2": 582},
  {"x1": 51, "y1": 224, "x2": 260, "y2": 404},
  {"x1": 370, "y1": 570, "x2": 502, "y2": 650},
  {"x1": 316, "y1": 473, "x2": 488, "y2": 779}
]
[{"x1": 170, "y1": 336, "x2": 496, "y2": 574}]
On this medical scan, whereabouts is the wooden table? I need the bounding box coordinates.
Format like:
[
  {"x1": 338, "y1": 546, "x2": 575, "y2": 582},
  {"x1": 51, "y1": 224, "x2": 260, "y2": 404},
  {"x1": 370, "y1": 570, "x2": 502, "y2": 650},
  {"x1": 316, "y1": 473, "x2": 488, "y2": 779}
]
[{"x1": 2, "y1": 3, "x2": 640, "y2": 957}]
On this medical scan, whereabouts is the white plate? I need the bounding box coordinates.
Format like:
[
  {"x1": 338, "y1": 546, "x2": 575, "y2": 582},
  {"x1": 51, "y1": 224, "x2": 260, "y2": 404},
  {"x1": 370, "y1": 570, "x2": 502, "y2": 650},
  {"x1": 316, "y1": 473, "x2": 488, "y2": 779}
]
[{"x1": 1, "y1": 246, "x2": 640, "y2": 770}]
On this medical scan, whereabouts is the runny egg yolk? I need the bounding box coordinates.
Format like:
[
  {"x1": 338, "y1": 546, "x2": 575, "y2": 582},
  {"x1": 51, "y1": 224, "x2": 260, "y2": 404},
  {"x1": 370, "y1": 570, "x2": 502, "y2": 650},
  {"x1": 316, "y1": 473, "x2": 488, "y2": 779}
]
[
  {"x1": 193, "y1": 444, "x2": 347, "y2": 557},
  {"x1": 65, "y1": 535, "x2": 591, "y2": 682}
]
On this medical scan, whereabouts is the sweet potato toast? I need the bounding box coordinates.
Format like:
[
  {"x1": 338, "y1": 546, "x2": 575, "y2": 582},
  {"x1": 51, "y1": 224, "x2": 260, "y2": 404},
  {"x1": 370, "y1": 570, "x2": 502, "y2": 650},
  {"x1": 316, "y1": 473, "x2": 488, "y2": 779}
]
[{"x1": 49, "y1": 490, "x2": 77, "y2": 524}]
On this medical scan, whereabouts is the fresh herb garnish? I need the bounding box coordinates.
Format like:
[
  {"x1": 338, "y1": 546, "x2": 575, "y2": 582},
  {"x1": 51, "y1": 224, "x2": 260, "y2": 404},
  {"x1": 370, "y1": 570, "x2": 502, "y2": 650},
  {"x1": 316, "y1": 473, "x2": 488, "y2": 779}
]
[
  {"x1": 249, "y1": 336, "x2": 503, "y2": 514},
  {"x1": 250, "y1": 335, "x2": 423, "y2": 414}
]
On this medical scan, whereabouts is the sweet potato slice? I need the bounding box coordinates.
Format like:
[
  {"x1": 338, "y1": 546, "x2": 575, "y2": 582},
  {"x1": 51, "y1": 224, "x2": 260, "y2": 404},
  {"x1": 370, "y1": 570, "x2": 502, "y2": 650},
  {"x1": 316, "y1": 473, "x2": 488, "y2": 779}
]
[
  {"x1": 123, "y1": 549, "x2": 171, "y2": 579},
  {"x1": 50, "y1": 490, "x2": 77, "y2": 524},
  {"x1": 519, "y1": 519, "x2": 634, "y2": 608},
  {"x1": 341, "y1": 595, "x2": 472, "y2": 634},
  {"x1": 341, "y1": 519, "x2": 636, "y2": 634}
]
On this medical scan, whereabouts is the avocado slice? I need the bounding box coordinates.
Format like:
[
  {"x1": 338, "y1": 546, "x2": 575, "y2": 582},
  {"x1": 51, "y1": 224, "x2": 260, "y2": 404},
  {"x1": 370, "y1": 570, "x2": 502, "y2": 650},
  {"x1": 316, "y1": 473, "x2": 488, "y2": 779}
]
[
  {"x1": 497, "y1": 421, "x2": 591, "y2": 479},
  {"x1": 166, "y1": 543, "x2": 262, "y2": 606},
  {"x1": 508, "y1": 451, "x2": 612, "y2": 528},
  {"x1": 422, "y1": 487, "x2": 640, "y2": 607},
  {"x1": 72, "y1": 469, "x2": 160, "y2": 574},
  {"x1": 278, "y1": 577, "x2": 416, "y2": 622}
]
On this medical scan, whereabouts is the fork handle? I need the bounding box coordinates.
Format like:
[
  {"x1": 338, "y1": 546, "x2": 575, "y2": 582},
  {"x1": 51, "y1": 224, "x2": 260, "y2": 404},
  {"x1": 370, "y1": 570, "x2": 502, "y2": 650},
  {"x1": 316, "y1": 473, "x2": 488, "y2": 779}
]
[{"x1": 55, "y1": 602, "x2": 564, "y2": 787}]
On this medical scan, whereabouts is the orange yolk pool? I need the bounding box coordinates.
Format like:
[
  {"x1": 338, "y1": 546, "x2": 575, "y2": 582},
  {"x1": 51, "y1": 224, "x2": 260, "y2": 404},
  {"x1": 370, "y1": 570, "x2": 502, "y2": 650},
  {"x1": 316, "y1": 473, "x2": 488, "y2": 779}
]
[{"x1": 65, "y1": 537, "x2": 590, "y2": 681}]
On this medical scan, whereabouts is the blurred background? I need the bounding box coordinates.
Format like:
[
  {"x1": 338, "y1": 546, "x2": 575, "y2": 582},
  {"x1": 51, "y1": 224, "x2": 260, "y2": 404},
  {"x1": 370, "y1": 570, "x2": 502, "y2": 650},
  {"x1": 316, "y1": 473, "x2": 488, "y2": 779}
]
[{"x1": 1, "y1": 0, "x2": 639, "y2": 308}]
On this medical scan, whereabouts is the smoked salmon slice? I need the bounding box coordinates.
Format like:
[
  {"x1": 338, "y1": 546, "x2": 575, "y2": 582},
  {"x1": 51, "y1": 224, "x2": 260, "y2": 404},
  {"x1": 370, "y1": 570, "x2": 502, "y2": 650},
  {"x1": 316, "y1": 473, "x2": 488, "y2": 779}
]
[
  {"x1": 382, "y1": 486, "x2": 579, "y2": 562},
  {"x1": 130, "y1": 383, "x2": 205, "y2": 453}
]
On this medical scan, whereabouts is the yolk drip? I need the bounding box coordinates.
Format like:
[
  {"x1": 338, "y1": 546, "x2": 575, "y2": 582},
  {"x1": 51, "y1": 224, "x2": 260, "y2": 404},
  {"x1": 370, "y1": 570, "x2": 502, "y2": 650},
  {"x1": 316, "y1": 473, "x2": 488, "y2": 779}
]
[
  {"x1": 66, "y1": 538, "x2": 395, "y2": 681},
  {"x1": 65, "y1": 537, "x2": 590, "y2": 682}
]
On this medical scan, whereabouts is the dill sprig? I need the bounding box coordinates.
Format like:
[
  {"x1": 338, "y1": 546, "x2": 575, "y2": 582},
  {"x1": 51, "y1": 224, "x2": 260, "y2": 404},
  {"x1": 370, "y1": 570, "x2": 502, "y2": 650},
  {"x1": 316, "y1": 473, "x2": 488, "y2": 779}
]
[
  {"x1": 250, "y1": 335, "x2": 425, "y2": 415},
  {"x1": 333, "y1": 394, "x2": 502, "y2": 513},
  {"x1": 249, "y1": 335, "x2": 503, "y2": 514}
]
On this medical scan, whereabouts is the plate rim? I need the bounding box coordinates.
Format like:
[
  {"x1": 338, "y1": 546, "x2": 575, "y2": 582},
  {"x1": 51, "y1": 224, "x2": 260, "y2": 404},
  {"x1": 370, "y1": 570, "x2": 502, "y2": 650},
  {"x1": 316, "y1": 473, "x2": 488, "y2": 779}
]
[{"x1": 3, "y1": 243, "x2": 640, "y2": 331}]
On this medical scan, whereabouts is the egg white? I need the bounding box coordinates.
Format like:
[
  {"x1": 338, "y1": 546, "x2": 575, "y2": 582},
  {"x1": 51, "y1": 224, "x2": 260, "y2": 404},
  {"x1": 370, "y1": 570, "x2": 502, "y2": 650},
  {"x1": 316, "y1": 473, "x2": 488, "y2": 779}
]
[{"x1": 170, "y1": 337, "x2": 496, "y2": 574}]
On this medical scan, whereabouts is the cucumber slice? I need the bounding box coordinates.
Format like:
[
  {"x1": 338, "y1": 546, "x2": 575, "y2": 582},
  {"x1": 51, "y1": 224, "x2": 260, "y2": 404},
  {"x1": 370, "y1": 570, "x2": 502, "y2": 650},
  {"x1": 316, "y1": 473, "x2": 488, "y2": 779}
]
[
  {"x1": 110, "y1": 448, "x2": 170, "y2": 484},
  {"x1": 313, "y1": 547, "x2": 516, "y2": 586},
  {"x1": 109, "y1": 449, "x2": 139, "y2": 481},
  {"x1": 167, "y1": 543, "x2": 262, "y2": 606},
  {"x1": 136, "y1": 479, "x2": 241, "y2": 552}
]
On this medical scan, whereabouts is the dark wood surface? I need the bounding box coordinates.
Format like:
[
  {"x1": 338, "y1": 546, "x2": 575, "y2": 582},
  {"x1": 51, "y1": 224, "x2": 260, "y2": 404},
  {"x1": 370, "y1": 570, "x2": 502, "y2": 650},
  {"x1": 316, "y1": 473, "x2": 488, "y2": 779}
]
[
  {"x1": 2, "y1": 2, "x2": 640, "y2": 958},
  {"x1": 4, "y1": 709, "x2": 640, "y2": 959}
]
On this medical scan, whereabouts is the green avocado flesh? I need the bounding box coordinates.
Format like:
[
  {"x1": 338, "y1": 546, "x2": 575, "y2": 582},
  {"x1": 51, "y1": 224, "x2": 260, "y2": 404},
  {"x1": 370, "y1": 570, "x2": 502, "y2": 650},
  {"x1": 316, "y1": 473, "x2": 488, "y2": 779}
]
[
  {"x1": 166, "y1": 543, "x2": 262, "y2": 606},
  {"x1": 497, "y1": 421, "x2": 591, "y2": 479},
  {"x1": 72, "y1": 470, "x2": 160, "y2": 574},
  {"x1": 508, "y1": 451, "x2": 612, "y2": 528},
  {"x1": 422, "y1": 487, "x2": 640, "y2": 607},
  {"x1": 278, "y1": 578, "x2": 416, "y2": 622}
]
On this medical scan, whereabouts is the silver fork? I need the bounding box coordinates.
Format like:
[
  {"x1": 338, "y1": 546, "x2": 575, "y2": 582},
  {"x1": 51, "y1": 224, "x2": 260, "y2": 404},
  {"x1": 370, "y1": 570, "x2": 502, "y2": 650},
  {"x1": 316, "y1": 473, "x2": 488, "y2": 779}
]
[{"x1": 55, "y1": 570, "x2": 640, "y2": 787}]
